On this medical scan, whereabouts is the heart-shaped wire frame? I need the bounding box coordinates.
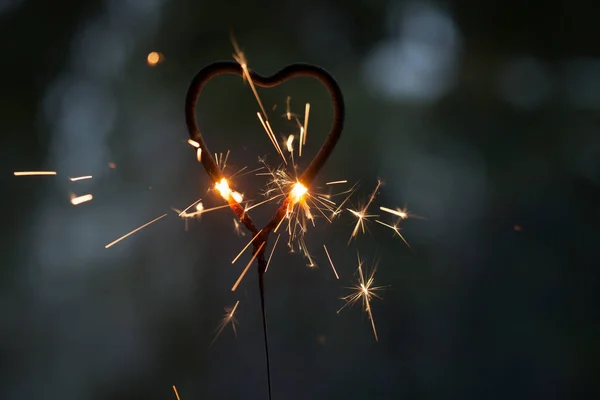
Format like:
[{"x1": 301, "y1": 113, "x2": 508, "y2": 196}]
[{"x1": 185, "y1": 61, "x2": 345, "y2": 269}]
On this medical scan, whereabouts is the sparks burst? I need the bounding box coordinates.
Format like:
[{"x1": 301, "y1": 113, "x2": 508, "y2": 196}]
[{"x1": 170, "y1": 36, "x2": 418, "y2": 341}]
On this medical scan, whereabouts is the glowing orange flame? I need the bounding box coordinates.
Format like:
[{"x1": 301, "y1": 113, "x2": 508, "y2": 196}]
[
  {"x1": 290, "y1": 182, "x2": 308, "y2": 204},
  {"x1": 215, "y1": 178, "x2": 232, "y2": 200}
]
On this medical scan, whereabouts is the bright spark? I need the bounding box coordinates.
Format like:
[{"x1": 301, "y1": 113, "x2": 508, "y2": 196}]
[
  {"x1": 231, "y1": 37, "x2": 267, "y2": 119},
  {"x1": 231, "y1": 34, "x2": 286, "y2": 164},
  {"x1": 326, "y1": 180, "x2": 347, "y2": 185},
  {"x1": 347, "y1": 180, "x2": 382, "y2": 243},
  {"x1": 177, "y1": 198, "x2": 202, "y2": 217},
  {"x1": 338, "y1": 254, "x2": 384, "y2": 341},
  {"x1": 274, "y1": 214, "x2": 286, "y2": 233},
  {"x1": 375, "y1": 220, "x2": 411, "y2": 248},
  {"x1": 303, "y1": 103, "x2": 310, "y2": 145},
  {"x1": 233, "y1": 218, "x2": 246, "y2": 237},
  {"x1": 265, "y1": 234, "x2": 280, "y2": 273},
  {"x1": 223, "y1": 150, "x2": 231, "y2": 170},
  {"x1": 69, "y1": 175, "x2": 92, "y2": 181},
  {"x1": 14, "y1": 171, "x2": 56, "y2": 176},
  {"x1": 298, "y1": 236, "x2": 315, "y2": 267},
  {"x1": 187, "y1": 139, "x2": 200, "y2": 148},
  {"x1": 380, "y1": 206, "x2": 408, "y2": 220},
  {"x1": 197, "y1": 203, "x2": 238, "y2": 214},
  {"x1": 232, "y1": 242, "x2": 265, "y2": 291},
  {"x1": 323, "y1": 245, "x2": 339, "y2": 279},
  {"x1": 232, "y1": 191, "x2": 244, "y2": 203},
  {"x1": 282, "y1": 96, "x2": 300, "y2": 121},
  {"x1": 256, "y1": 112, "x2": 286, "y2": 163},
  {"x1": 331, "y1": 183, "x2": 359, "y2": 219},
  {"x1": 286, "y1": 96, "x2": 291, "y2": 120},
  {"x1": 105, "y1": 214, "x2": 167, "y2": 249},
  {"x1": 210, "y1": 300, "x2": 240, "y2": 347},
  {"x1": 256, "y1": 159, "x2": 355, "y2": 260},
  {"x1": 230, "y1": 166, "x2": 248, "y2": 178},
  {"x1": 244, "y1": 193, "x2": 285, "y2": 213},
  {"x1": 70, "y1": 193, "x2": 93, "y2": 205},
  {"x1": 231, "y1": 229, "x2": 263, "y2": 264},
  {"x1": 174, "y1": 202, "x2": 205, "y2": 219},
  {"x1": 172, "y1": 385, "x2": 181, "y2": 400}
]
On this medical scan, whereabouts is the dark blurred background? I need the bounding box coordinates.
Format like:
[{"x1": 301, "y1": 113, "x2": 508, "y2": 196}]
[{"x1": 2, "y1": 0, "x2": 599, "y2": 399}]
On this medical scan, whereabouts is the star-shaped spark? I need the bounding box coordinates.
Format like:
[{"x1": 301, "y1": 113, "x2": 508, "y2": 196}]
[
  {"x1": 375, "y1": 205, "x2": 424, "y2": 249},
  {"x1": 210, "y1": 300, "x2": 240, "y2": 347},
  {"x1": 346, "y1": 180, "x2": 382, "y2": 244},
  {"x1": 337, "y1": 253, "x2": 385, "y2": 341}
]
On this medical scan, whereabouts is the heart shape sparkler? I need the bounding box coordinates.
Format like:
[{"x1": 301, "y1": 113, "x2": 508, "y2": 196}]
[
  {"x1": 185, "y1": 61, "x2": 345, "y2": 268},
  {"x1": 185, "y1": 61, "x2": 344, "y2": 400}
]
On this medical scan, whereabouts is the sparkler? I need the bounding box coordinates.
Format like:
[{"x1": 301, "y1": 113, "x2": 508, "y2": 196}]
[
  {"x1": 185, "y1": 56, "x2": 345, "y2": 400},
  {"x1": 180, "y1": 46, "x2": 417, "y2": 398}
]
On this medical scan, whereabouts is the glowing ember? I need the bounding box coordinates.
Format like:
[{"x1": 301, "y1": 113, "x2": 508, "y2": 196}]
[{"x1": 147, "y1": 51, "x2": 163, "y2": 66}]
